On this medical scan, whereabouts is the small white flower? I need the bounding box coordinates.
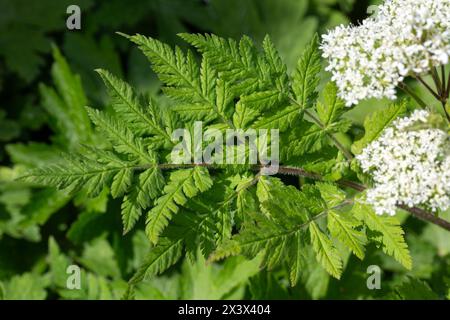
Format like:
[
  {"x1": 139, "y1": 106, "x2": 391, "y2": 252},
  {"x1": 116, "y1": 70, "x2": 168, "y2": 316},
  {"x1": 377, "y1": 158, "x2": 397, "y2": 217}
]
[
  {"x1": 356, "y1": 110, "x2": 450, "y2": 215},
  {"x1": 321, "y1": 0, "x2": 450, "y2": 106}
]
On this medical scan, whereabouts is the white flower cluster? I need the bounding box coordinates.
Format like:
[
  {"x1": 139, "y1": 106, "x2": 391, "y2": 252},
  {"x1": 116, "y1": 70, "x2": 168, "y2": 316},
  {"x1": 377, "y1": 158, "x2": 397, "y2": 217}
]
[
  {"x1": 321, "y1": 0, "x2": 450, "y2": 106},
  {"x1": 357, "y1": 110, "x2": 450, "y2": 215}
]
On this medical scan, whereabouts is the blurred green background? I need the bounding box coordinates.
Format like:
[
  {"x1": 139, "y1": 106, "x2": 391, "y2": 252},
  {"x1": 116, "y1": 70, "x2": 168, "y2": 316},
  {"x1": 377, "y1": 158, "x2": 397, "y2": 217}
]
[{"x1": 1, "y1": 0, "x2": 448, "y2": 300}]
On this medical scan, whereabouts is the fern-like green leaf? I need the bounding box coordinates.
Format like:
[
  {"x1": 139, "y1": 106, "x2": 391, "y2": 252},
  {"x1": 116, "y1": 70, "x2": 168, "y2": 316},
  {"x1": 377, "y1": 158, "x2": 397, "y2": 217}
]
[
  {"x1": 286, "y1": 121, "x2": 326, "y2": 156},
  {"x1": 136, "y1": 167, "x2": 165, "y2": 208},
  {"x1": 145, "y1": 167, "x2": 213, "y2": 244},
  {"x1": 128, "y1": 238, "x2": 184, "y2": 285},
  {"x1": 288, "y1": 231, "x2": 307, "y2": 287},
  {"x1": 353, "y1": 201, "x2": 412, "y2": 270},
  {"x1": 213, "y1": 177, "x2": 348, "y2": 281},
  {"x1": 39, "y1": 46, "x2": 92, "y2": 149},
  {"x1": 262, "y1": 35, "x2": 289, "y2": 92},
  {"x1": 96, "y1": 69, "x2": 173, "y2": 145},
  {"x1": 352, "y1": 100, "x2": 407, "y2": 154},
  {"x1": 316, "y1": 82, "x2": 346, "y2": 129},
  {"x1": 292, "y1": 34, "x2": 321, "y2": 110},
  {"x1": 309, "y1": 221, "x2": 342, "y2": 279},
  {"x1": 328, "y1": 210, "x2": 366, "y2": 260},
  {"x1": 179, "y1": 33, "x2": 259, "y2": 85},
  {"x1": 121, "y1": 192, "x2": 142, "y2": 235},
  {"x1": 86, "y1": 107, "x2": 153, "y2": 163},
  {"x1": 22, "y1": 153, "x2": 124, "y2": 197},
  {"x1": 126, "y1": 34, "x2": 201, "y2": 101},
  {"x1": 110, "y1": 167, "x2": 133, "y2": 199}
]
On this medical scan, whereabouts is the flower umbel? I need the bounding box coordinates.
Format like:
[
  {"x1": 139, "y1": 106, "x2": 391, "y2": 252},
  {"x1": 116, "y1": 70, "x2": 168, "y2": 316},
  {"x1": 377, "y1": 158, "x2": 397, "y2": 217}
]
[
  {"x1": 321, "y1": 0, "x2": 450, "y2": 106},
  {"x1": 357, "y1": 110, "x2": 450, "y2": 215}
]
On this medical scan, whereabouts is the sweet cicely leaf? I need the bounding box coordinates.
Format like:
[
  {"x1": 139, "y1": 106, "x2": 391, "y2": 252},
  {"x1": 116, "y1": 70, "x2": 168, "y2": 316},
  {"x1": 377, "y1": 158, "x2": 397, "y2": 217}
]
[
  {"x1": 352, "y1": 100, "x2": 407, "y2": 155},
  {"x1": 145, "y1": 167, "x2": 213, "y2": 244},
  {"x1": 309, "y1": 221, "x2": 343, "y2": 279},
  {"x1": 353, "y1": 201, "x2": 412, "y2": 270}
]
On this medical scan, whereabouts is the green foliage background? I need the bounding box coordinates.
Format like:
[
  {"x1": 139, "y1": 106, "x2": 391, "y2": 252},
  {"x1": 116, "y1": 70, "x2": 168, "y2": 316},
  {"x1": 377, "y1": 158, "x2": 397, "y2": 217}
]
[{"x1": 0, "y1": 0, "x2": 448, "y2": 300}]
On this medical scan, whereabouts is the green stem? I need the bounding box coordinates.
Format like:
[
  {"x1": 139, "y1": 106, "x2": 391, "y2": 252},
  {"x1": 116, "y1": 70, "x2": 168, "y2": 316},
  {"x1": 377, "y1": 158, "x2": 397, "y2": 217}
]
[
  {"x1": 288, "y1": 97, "x2": 354, "y2": 161},
  {"x1": 414, "y1": 75, "x2": 450, "y2": 121},
  {"x1": 304, "y1": 109, "x2": 354, "y2": 161},
  {"x1": 416, "y1": 76, "x2": 441, "y2": 100},
  {"x1": 440, "y1": 100, "x2": 450, "y2": 122},
  {"x1": 398, "y1": 82, "x2": 427, "y2": 108},
  {"x1": 430, "y1": 68, "x2": 450, "y2": 122},
  {"x1": 441, "y1": 66, "x2": 446, "y2": 95},
  {"x1": 446, "y1": 70, "x2": 450, "y2": 98},
  {"x1": 431, "y1": 68, "x2": 443, "y2": 96}
]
